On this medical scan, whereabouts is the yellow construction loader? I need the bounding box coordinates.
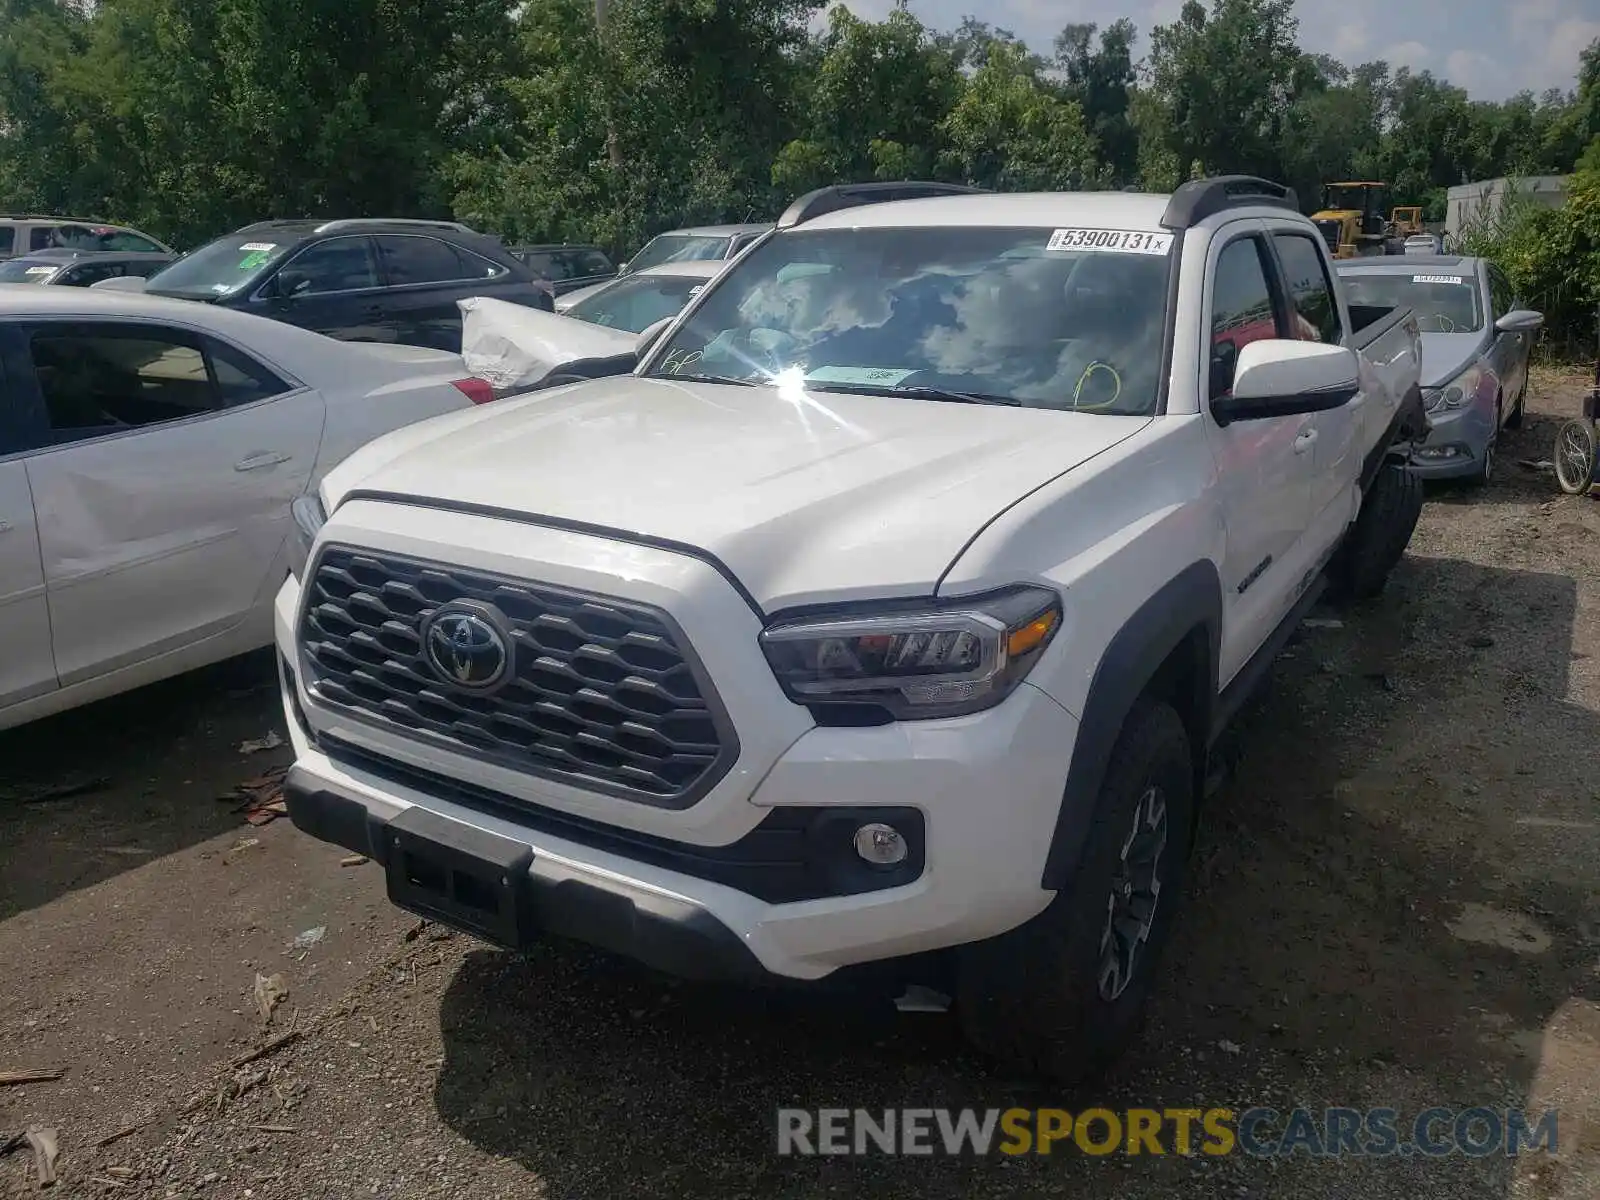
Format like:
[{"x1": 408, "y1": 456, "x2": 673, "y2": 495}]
[{"x1": 1311, "y1": 182, "x2": 1409, "y2": 258}]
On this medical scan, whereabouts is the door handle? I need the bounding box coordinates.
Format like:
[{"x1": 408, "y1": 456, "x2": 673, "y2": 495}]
[
  {"x1": 0, "y1": 519, "x2": 12, "y2": 534},
  {"x1": 1293, "y1": 429, "x2": 1318, "y2": 454},
  {"x1": 235, "y1": 451, "x2": 291, "y2": 472}
]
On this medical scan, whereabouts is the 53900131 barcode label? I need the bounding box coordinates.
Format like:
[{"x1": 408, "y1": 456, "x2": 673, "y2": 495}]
[{"x1": 1047, "y1": 228, "x2": 1174, "y2": 255}]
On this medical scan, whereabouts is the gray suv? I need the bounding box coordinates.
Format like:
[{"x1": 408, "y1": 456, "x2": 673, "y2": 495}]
[{"x1": 0, "y1": 216, "x2": 173, "y2": 259}]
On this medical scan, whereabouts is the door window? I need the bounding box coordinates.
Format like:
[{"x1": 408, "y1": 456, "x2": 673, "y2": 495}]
[
  {"x1": 1209, "y1": 237, "x2": 1281, "y2": 401},
  {"x1": 209, "y1": 339, "x2": 292, "y2": 406},
  {"x1": 1272, "y1": 233, "x2": 1343, "y2": 344},
  {"x1": 0, "y1": 227, "x2": 13, "y2": 254},
  {"x1": 29, "y1": 325, "x2": 217, "y2": 438},
  {"x1": 29, "y1": 228, "x2": 54, "y2": 251},
  {"x1": 375, "y1": 235, "x2": 479, "y2": 286},
  {"x1": 277, "y1": 236, "x2": 380, "y2": 295}
]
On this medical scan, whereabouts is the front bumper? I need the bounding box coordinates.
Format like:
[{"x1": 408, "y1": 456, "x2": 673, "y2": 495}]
[
  {"x1": 275, "y1": 539, "x2": 1076, "y2": 981},
  {"x1": 1409, "y1": 399, "x2": 1495, "y2": 479}
]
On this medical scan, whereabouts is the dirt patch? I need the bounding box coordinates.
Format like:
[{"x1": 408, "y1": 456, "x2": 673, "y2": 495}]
[{"x1": 2, "y1": 368, "x2": 1599, "y2": 1199}]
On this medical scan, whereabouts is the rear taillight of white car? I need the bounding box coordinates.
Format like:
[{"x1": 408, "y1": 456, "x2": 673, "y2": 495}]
[{"x1": 452, "y1": 377, "x2": 497, "y2": 406}]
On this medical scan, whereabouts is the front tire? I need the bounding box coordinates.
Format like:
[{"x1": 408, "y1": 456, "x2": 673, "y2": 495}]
[
  {"x1": 956, "y1": 698, "x2": 1194, "y2": 1082},
  {"x1": 1330, "y1": 459, "x2": 1424, "y2": 601},
  {"x1": 1470, "y1": 400, "x2": 1501, "y2": 488}
]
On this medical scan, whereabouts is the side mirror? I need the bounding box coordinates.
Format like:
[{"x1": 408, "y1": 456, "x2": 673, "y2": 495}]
[
  {"x1": 636, "y1": 317, "x2": 674, "y2": 357},
  {"x1": 1495, "y1": 309, "x2": 1543, "y2": 334},
  {"x1": 617, "y1": 260, "x2": 630, "y2": 274},
  {"x1": 1212, "y1": 340, "x2": 1359, "y2": 426}
]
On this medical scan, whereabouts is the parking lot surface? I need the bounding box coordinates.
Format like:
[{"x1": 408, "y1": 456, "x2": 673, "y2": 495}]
[{"x1": 3, "y1": 369, "x2": 1599, "y2": 1199}]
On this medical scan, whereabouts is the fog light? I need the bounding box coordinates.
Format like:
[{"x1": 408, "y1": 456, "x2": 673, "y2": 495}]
[{"x1": 853, "y1": 822, "x2": 908, "y2": 866}]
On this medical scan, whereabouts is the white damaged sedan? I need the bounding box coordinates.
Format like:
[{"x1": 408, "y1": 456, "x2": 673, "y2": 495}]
[{"x1": 0, "y1": 285, "x2": 498, "y2": 730}]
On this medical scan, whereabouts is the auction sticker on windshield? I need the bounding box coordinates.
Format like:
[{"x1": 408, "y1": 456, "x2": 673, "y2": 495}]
[
  {"x1": 1047, "y1": 228, "x2": 1173, "y2": 255},
  {"x1": 805, "y1": 365, "x2": 917, "y2": 386},
  {"x1": 1413, "y1": 275, "x2": 1464, "y2": 285}
]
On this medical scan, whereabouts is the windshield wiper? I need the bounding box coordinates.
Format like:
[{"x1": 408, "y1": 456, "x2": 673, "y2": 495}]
[
  {"x1": 650, "y1": 371, "x2": 759, "y2": 387},
  {"x1": 805, "y1": 383, "x2": 1023, "y2": 407}
]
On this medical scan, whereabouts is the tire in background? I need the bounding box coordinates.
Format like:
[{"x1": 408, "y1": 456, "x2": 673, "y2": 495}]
[{"x1": 1555, "y1": 418, "x2": 1598, "y2": 496}]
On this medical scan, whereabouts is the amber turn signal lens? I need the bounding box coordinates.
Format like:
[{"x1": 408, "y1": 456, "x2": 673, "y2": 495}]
[{"x1": 1006, "y1": 610, "x2": 1059, "y2": 658}]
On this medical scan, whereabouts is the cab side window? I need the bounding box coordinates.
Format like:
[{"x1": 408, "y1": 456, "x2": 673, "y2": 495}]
[
  {"x1": 1209, "y1": 237, "x2": 1280, "y2": 401},
  {"x1": 1272, "y1": 233, "x2": 1344, "y2": 344}
]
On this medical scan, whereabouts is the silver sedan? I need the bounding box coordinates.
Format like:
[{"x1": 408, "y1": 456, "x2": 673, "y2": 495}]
[{"x1": 1337, "y1": 255, "x2": 1543, "y2": 484}]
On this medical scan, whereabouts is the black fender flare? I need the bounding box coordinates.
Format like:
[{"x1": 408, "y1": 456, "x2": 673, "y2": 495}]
[{"x1": 1039, "y1": 561, "x2": 1222, "y2": 890}]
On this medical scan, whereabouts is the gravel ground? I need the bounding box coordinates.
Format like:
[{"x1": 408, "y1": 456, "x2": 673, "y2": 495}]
[{"x1": 3, "y1": 367, "x2": 1599, "y2": 1199}]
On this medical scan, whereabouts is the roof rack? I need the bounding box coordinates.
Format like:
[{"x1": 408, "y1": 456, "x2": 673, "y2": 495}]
[
  {"x1": 1160, "y1": 176, "x2": 1297, "y2": 229},
  {"x1": 777, "y1": 181, "x2": 988, "y2": 229},
  {"x1": 312, "y1": 218, "x2": 476, "y2": 234}
]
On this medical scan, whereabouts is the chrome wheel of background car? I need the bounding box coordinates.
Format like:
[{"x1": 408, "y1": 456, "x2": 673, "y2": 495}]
[
  {"x1": 1555, "y1": 419, "x2": 1598, "y2": 496},
  {"x1": 1097, "y1": 785, "x2": 1168, "y2": 1002}
]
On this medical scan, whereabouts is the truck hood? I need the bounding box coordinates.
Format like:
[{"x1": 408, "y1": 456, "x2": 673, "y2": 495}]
[{"x1": 320, "y1": 375, "x2": 1148, "y2": 611}]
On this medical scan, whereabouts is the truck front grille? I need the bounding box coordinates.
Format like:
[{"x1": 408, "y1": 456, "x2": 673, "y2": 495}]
[{"x1": 298, "y1": 546, "x2": 737, "y2": 807}]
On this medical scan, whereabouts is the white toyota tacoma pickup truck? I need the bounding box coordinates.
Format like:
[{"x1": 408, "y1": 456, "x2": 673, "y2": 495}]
[{"x1": 275, "y1": 177, "x2": 1426, "y2": 1080}]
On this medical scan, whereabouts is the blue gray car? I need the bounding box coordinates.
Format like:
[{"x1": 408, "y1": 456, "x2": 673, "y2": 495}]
[{"x1": 1336, "y1": 254, "x2": 1543, "y2": 484}]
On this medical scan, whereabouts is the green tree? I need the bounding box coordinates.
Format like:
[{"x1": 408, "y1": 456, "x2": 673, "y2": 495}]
[
  {"x1": 1145, "y1": 0, "x2": 1304, "y2": 180},
  {"x1": 773, "y1": 6, "x2": 960, "y2": 193},
  {"x1": 940, "y1": 41, "x2": 1100, "y2": 191},
  {"x1": 1054, "y1": 19, "x2": 1139, "y2": 185}
]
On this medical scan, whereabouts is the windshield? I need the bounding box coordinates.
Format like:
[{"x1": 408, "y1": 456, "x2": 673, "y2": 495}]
[
  {"x1": 0, "y1": 260, "x2": 62, "y2": 284},
  {"x1": 144, "y1": 233, "x2": 294, "y2": 299},
  {"x1": 627, "y1": 233, "x2": 732, "y2": 274},
  {"x1": 1343, "y1": 271, "x2": 1483, "y2": 333},
  {"x1": 644, "y1": 225, "x2": 1174, "y2": 414},
  {"x1": 568, "y1": 273, "x2": 708, "y2": 333}
]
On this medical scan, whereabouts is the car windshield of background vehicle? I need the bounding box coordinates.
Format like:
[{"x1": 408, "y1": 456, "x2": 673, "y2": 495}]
[
  {"x1": 0, "y1": 259, "x2": 61, "y2": 284},
  {"x1": 627, "y1": 233, "x2": 733, "y2": 273},
  {"x1": 1341, "y1": 272, "x2": 1484, "y2": 333},
  {"x1": 567, "y1": 274, "x2": 707, "y2": 333},
  {"x1": 143, "y1": 234, "x2": 292, "y2": 299},
  {"x1": 645, "y1": 225, "x2": 1175, "y2": 415}
]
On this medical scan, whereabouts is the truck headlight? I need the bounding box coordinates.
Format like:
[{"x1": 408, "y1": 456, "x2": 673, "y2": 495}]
[
  {"x1": 287, "y1": 494, "x2": 326, "y2": 581},
  {"x1": 1423, "y1": 362, "x2": 1486, "y2": 414},
  {"x1": 758, "y1": 585, "x2": 1062, "y2": 721}
]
